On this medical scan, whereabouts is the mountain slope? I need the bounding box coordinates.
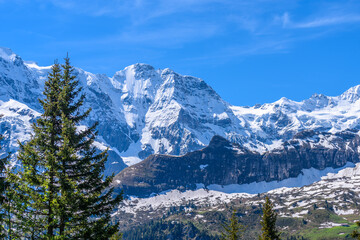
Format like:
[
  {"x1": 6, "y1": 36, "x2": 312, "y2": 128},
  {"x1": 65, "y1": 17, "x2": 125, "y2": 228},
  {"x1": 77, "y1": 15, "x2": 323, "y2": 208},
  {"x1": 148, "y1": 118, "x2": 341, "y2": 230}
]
[
  {"x1": 1, "y1": 47, "x2": 360, "y2": 177},
  {"x1": 231, "y1": 87, "x2": 360, "y2": 151},
  {"x1": 114, "y1": 130, "x2": 360, "y2": 197},
  {"x1": 0, "y1": 48, "x2": 246, "y2": 172},
  {"x1": 115, "y1": 162, "x2": 360, "y2": 239}
]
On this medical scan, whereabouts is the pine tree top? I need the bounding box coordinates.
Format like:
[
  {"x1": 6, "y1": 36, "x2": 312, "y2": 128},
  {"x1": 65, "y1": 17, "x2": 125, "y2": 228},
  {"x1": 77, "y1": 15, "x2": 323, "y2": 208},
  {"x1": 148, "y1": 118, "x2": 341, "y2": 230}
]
[
  {"x1": 259, "y1": 196, "x2": 281, "y2": 240},
  {"x1": 221, "y1": 209, "x2": 245, "y2": 240}
]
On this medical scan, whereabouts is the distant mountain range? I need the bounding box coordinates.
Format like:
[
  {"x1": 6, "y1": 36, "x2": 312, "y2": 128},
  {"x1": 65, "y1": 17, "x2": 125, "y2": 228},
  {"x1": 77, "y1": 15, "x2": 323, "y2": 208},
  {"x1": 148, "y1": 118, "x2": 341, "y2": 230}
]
[{"x1": 1, "y1": 46, "x2": 360, "y2": 181}]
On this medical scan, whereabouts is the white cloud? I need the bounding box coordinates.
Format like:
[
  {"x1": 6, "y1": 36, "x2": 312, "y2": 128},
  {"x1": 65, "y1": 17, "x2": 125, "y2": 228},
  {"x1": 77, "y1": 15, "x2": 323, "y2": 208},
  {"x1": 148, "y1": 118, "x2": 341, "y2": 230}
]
[
  {"x1": 276, "y1": 8, "x2": 360, "y2": 29},
  {"x1": 294, "y1": 15, "x2": 360, "y2": 28}
]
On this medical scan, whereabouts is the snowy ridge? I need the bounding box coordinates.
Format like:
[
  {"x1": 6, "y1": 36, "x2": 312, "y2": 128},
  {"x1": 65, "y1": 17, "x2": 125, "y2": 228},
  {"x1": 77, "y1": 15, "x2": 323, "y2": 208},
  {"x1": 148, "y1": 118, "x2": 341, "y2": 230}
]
[
  {"x1": 0, "y1": 99, "x2": 40, "y2": 156},
  {"x1": 116, "y1": 162, "x2": 360, "y2": 222},
  {"x1": 231, "y1": 88, "x2": 360, "y2": 152},
  {"x1": 2, "y1": 47, "x2": 360, "y2": 174},
  {"x1": 0, "y1": 47, "x2": 17, "y2": 62},
  {"x1": 0, "y1": 49, "x2": 246, "y2": 171}
]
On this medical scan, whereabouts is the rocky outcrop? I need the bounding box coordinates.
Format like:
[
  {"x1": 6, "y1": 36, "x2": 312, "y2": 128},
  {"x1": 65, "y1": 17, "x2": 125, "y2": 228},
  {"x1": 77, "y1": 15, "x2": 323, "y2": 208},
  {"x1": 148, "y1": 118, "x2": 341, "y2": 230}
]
[
  {"x1": 114, "y1": 130, "x2": 360, "y2": 197},
  {"x1": 3, "y1": 47, "x2": 360, "y2": 177}
]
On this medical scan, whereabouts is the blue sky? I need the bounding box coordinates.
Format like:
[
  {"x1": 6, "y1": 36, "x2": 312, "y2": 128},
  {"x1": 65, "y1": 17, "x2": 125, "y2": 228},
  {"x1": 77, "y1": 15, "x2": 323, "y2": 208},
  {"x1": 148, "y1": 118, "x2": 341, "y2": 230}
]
[{"x1": 1, "y1": 0, "x2": 360, "y2": 106}]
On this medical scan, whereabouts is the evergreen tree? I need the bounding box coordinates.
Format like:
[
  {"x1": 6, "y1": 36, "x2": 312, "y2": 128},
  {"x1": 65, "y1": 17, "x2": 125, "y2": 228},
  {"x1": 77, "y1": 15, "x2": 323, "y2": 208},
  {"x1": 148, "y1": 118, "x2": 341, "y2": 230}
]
[
  {"x1": 14, "y1": 62, "x2": 63, "y2": 238},
  {"x1": 0, "y1": 123, "x2": 27, "y2": 239},
  {"x1": 0, "y1": 128, "x2": 9, "y2": 238},
  {"x1": 13, "y1": 56, "x2": 123, "y2": 239},
  {"x1": 221, "y1": 209, "x2": 245, "y2": 240},
  {"x1": 57, "y1": 55, "x2": 123, "y2": 239},
  {"x1": 351, "y1": 221, "x2": 360, "y2": 239},
  {"x1": 1, "y1": 162, "x2": 27, "y2": 239},
  {"x1": 259, "y1": 196, "x2": 281, "y2": 240}
]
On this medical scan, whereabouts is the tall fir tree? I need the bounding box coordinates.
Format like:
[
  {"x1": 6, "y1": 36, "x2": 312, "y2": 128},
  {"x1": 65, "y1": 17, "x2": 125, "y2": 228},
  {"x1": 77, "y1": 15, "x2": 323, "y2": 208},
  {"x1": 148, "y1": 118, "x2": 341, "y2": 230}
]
[
  {"x1": 56, "y1": 56, "x2": 123, "y2": 239},
  {"x1": 1, "y1": 160, "x2": 27, "y2": 239},
  {"x1": 0, "y1": 128, "x2": 25, "y2": 240},
  {"x1": 0, "y1": 128, "x2": 9, "y2": 238},
  {"x1": 259, "y1": 196, "x2": 281, "y2": 240},
  {"x1": 13, "y1": 56, "x2": 123, "y2": 239},
  {"x1": 351, "y1": 221, "x2": 360, "y2": 239},
  {"x1": 221, "y1": 209, "x2": 245, "y2": 240},
  {"x1": 14, "y1": 62, "x2": 63, "y2": 238}
]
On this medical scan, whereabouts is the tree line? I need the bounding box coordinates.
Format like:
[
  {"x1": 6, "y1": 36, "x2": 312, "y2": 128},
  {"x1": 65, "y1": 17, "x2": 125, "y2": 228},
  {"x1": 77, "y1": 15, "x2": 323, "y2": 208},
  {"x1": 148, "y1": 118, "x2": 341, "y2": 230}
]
[{"x1": 0, "y1": 56, "x2": 122, "y2": 239}]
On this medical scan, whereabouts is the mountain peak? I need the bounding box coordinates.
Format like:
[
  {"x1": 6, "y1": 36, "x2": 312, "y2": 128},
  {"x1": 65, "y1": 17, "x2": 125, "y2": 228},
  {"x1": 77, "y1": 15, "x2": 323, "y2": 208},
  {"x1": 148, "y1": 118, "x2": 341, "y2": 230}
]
[
  {"x1": 4, "y1": 46, "x2": 360, "y2": 170},
  {"x1": 340, "y1": 84, "x2": 360, "y2": 102},
  {"x1": 0, "y1": 47, "x2": 18, "y2": 62},
  {"x1": 24, "y1": 61, "x2": 52, "y2": 71},
  {"x1": 125, "y1": 63, "x2": 156, "y2": 74},
  {"x1": 161, "y1": 68, "x2": 175, "y2": 76}
]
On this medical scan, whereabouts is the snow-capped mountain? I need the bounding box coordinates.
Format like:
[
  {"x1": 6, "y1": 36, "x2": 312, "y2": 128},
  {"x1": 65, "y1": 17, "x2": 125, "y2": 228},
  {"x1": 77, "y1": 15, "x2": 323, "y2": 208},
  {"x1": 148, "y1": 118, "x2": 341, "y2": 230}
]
[
  {"x1": 1, "y1": 47, "x2": 360, "y2": 176},
  {"x1": 231, "y1": 88, "x2": 360, "y2": 151},
  {"x1": 0, "y1": 47, "x2": 244, "y2": 174}
]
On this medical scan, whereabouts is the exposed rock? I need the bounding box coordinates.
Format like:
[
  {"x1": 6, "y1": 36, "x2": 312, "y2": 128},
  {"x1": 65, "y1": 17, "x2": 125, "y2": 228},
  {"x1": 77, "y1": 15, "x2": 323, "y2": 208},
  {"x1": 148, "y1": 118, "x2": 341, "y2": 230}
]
[
  {"x1": 114, "y1": 130, "x2": 360, "y2": 197},
  {"x1": 3, "y1": 47, "x2": 360, "y2": 178}
]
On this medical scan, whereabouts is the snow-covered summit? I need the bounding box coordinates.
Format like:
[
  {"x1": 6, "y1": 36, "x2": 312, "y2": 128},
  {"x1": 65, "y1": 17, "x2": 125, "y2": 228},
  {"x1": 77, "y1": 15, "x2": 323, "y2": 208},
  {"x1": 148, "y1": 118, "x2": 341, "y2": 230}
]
[
  {"x1": 0, "y1": 47, "x2": 17, "y2": 62},
  {"x1": 339, "y1": 84, "x2": 360, "y2": 102},
  {"x1": 24, "y1": 61, "x2": 52, "y2": 71},
  {"x1": 0, "y1": 48, "x2": 43, "y2": 109},
  {"x1": 0, "y1": 50, "x2": 244, "y2": 171},
  {"x1": 230, "y1": 84, "x2": 360, "y2": 151},
  {"x1": 1, "y1": 47, "x2": 360, "y2": 173}
]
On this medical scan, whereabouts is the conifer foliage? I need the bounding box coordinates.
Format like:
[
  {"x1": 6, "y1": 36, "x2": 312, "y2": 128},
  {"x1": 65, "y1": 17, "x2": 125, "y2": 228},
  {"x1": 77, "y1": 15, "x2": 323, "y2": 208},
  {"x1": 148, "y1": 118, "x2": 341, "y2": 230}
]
[
  {"x1": 351, "y1": 221, "x2": 360, "y2": 239},
  {"x1": 0, "y1": 128, "x2": 9, "y2": 238},
  {"x1": 0, "y1": 118, "x2": 25, "y2": 240},
  {"x1": 12, "y1": 56, "x2": 123, "y2": 239},
  {"x1": 221, "y1": 209, "x2": 245, "y2": 240},
  {"x1": 259, "y1": 196, "x2": 281, "y2": 240}
]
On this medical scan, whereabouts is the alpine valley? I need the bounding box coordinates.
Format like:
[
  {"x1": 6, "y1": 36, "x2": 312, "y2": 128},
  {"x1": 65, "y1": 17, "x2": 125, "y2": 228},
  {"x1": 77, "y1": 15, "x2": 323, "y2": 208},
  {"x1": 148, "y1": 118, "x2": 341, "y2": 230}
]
[{"x1": 2, "y1": 47, "x2": 360, "y2": 239}]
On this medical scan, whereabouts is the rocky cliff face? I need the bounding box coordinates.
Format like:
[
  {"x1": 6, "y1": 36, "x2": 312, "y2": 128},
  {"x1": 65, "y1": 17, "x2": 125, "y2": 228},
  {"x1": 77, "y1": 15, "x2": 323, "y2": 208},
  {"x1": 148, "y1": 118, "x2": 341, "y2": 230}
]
[
  {"x1": 114, "y1": 130, "x2": 360, "y2": 197},
  {"x1": 0, "y1": 47, "x2": 245, "y2": 174},
  {"x1": 115, "y1": 162, "x2": 360, "y2": 238},
  {"x1": 2, "y1": 47, "x2": 360, "y2": 177}
]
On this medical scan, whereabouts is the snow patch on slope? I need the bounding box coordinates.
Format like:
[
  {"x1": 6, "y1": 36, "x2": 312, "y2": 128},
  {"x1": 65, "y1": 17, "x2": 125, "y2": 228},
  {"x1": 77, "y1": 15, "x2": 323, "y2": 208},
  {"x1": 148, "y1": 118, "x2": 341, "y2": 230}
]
[
  {"x1": 4, "y1": 47, "x2": 360, "y2": 175},
  {"x1": 117, "y1": 189, "x2": 252, "y2": 215},
  {"x1": 0, "y1": 99, "x2": 40, "y2": 154},
  {"x1": 117, "y1": 162, "x2": 360, "y2": 216},
  {"x1": 198, "y1": 162, "x2": 355, "y2": 194},
  {"x1": 24, "y1": 61, "x2": 52, "y2": 71}
]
